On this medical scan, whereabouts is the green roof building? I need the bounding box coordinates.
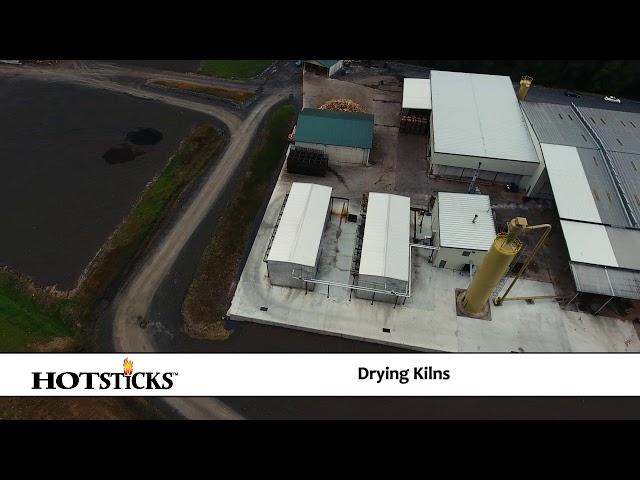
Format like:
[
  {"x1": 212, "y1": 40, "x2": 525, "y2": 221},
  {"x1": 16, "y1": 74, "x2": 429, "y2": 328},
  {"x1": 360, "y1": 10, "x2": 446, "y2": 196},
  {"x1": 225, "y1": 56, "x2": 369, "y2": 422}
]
[{"x1": 294, "y1": 108, "x2": 374, "y2": 166}]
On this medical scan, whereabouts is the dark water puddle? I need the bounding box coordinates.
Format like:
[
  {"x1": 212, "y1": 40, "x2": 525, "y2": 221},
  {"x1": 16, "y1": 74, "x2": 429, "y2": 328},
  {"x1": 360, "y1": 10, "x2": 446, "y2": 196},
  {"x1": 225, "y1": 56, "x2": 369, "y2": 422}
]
[
  {"x1": 104, "y1": 128, "x2": 163, "y2": 164},
  {"x1": 103, "y1": 143, "x2": 146, "y2": 164},
  {"x1": 126, "y1": 128, "x2": 163, "y2": 145}
]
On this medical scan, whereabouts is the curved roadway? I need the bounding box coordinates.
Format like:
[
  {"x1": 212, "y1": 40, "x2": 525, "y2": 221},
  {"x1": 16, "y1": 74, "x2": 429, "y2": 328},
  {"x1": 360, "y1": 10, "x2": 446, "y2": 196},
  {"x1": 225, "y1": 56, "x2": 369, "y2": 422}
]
[{"x1": 0, "y1": 61, "x2": 293, "y2": 419}]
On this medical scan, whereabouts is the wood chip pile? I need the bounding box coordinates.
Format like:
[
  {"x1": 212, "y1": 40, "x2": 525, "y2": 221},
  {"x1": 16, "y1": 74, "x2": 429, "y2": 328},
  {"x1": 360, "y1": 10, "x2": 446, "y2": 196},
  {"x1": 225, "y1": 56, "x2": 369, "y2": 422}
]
[{"x1": 319, "y1": 98, "x2": 367, "y2": 113}]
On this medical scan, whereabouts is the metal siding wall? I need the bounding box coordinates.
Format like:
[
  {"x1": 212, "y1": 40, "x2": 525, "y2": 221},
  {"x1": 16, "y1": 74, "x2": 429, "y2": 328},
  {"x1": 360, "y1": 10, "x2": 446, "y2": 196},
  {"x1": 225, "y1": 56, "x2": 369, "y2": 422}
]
[
  {"x1": 431, "y1": 151, "x2": 538, "y2": 176},
  {"x1": 297, "y1": 142, "x2": 368, "y2": 166},
  {"x1": 431, "y1": 162, "x2": 524, "y2": 185},
  {"x1": 432, "y1": 247, "x2": 487, "y2": 271},
  {"x1": 355, "y1": 274, "x2": 408, "y2": 302},
  {"x1": 268, "y1": 261, "x2": 317, "y2": 290}
]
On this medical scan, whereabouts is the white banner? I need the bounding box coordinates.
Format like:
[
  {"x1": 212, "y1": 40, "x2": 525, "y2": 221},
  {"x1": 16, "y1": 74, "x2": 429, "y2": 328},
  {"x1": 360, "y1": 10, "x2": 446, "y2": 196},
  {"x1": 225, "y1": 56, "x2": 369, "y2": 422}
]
[{"x1": 0, "y1": 353, "x2": 638, "y2": 396}]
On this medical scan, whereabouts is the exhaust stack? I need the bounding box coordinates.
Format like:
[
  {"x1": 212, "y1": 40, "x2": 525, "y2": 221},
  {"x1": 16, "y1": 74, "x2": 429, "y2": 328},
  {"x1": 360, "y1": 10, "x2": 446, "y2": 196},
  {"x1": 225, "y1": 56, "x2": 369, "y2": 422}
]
[{"x1": 517, "y1": 75, "x2": 533, "y2": 101}]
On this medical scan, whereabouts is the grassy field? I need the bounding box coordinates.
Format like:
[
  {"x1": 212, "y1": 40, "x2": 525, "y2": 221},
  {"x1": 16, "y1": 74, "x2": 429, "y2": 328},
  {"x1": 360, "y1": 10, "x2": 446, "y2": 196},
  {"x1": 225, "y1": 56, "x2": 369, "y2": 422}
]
[
  {"x1": 147, "y1": 79, "x2": 255, "y2": 103},
  {"x1": 198, "y1": 60, "x2": 273, "y2": 80},
  {"x1": 183, "y1": 104, "x2": 296, "y2": 340},
  {"x1": 0, "y1": 124, "x2": 226, "y2": 351},
  {"x1": 0, "y1": 269, "x2": 73, "y2": 351}
]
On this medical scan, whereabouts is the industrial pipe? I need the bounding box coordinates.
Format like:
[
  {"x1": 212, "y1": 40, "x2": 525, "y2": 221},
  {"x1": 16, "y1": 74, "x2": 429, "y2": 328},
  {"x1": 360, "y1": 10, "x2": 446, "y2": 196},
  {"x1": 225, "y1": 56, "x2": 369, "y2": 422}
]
[
  {"x1": 494, "y1": 223, "x2": 551, "y2": 306},
  {"x1": 292, "y1": 243, "x2": 438, "y2": 299},
  {"x1": 497, "y1": 294, "x2": 567, "y2": 302}
]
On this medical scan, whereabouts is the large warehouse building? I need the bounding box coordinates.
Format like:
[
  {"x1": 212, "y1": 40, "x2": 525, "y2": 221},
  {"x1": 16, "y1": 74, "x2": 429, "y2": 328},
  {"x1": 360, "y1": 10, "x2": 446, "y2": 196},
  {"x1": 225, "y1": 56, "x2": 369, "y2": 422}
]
[
  {"x1": 293, "y1": 108, "x2": 374, "y2": 166},
  {"x1": 520, "y1": 103, "x2": 640, "y2": 303},
  {"x1": 428, "y1": 70, "x2": 541, "y2": 188},
  {"x1": 356, "y1": 192, "x2": 410, "y2": 302},
  {"x1": 430, "y1": 192, "x2": 496, "y2": 271},
  {"x1": 265, "y1": 182, "x2": 333, "y2": 290}
]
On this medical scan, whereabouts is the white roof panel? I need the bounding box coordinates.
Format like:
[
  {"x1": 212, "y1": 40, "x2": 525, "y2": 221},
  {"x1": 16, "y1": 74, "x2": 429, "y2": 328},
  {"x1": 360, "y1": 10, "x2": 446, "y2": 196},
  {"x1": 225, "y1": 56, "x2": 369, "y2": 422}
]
[
  {"x1": 267, "y1": 182, "x2": 332, "y2": 267},
  {"x1": 359, "y1": 193, "x2": 410, "y2": 282},
  {"x1": 437, "y1": 192, "x2": 495, "y2": 251},
  {"x1": 430, "y1": 70, "x2": 539, "y2": 164},
  {"x1": 541, "y1": 143, "x2": 602, "y2": 224},
  {"x1": 560, "y1": 220, "x2": 618, "y2": 267},
  {"x1": 402, "y1": 78, "x2": 431, "y2": 110}
]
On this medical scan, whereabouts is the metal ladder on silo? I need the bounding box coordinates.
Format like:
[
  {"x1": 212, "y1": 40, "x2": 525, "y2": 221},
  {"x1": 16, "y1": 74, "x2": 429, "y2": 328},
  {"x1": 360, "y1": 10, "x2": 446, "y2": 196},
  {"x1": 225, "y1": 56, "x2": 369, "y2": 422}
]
[
  {"x1": 263, "y1": 193, "x2": 289, "y2": 262},
  {"x1": 490, "y1": 243, "x2": 525, "y2": 301}
]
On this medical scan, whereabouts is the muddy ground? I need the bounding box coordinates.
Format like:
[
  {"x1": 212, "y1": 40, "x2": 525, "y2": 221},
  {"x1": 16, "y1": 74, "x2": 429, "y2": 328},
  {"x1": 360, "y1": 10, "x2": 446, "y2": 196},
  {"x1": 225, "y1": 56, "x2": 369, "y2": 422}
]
[
  {"x1": 0, "y1": 77, "x2": 211, "y2": 289},
  {"x1": 0, "y1": 397, "x2": 167, "y2": 420}
]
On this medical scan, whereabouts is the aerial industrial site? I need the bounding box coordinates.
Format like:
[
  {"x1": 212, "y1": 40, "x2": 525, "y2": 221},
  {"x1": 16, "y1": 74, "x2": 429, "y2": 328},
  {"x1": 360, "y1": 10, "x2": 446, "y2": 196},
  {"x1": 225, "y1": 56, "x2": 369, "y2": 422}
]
[
  {"x1": 230, "y1": 63, "x2": 640, "y2": 353},
  {"x1": 1, "y1": 59, "x2": 639, "y2": 419}
]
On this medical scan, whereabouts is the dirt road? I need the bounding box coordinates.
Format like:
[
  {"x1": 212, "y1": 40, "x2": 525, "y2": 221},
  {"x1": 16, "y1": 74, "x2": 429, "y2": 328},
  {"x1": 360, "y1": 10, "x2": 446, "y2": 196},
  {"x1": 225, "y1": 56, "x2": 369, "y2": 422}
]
[
  {"x1": 110, "y1": 93, "x2": 288, "y2": 419},
  {"x1": 1, "y1": 62, "x2": 293, "y2": 419}
]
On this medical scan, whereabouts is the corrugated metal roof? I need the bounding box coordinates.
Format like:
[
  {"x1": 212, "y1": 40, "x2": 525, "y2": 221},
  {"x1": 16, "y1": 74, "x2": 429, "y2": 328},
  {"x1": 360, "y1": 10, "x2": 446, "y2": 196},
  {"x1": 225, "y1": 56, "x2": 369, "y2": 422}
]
[
  {"x1": 576, "y1": 148, "x2": 629, "y2": 228},
  {"x1": 359, "y1": 192, "x2": 410, "y2": 282},
  {"x1": 606, "y1": 226, "x2": 640, "y2": 270},
  {"x1": 267, "y1": 182, "x2": 332, "y2": 267},
  {"x1": 436, "y1": 192, "x2": 495, "y2": 251},
  {"x1": 295, "y1": 108, "x2": 374, "y2": 149},
  {"x1": 520, "y1": 102, "x2": 597, "y2": 148},
  {"x1": 607, "y1": 151, "x2": 640, "y2": 224},
  {"x1": 559, "y1": 220, "x2": 618, "y2": 267},
  {"x1": 402, "y1": 78, "x2": 431, "y2": 110},
  {"x1": 541, "y1": 144, "x2": 602, "y2": 224},
  {"x1": 305, "y1": 60, "x2": 340, "y2": 69},
  {"x1": 430, "y1": 70, "x2": 539, "y2": 164},
  {"x1": 577, "y1": 107, "x2": 640, "y2": 155},
  {"x1": 570, "y1": 262, "x2": 640, "y2": 300},
  {"x1": 560, "y1": 219, "x2": 640, "y2": 270}
]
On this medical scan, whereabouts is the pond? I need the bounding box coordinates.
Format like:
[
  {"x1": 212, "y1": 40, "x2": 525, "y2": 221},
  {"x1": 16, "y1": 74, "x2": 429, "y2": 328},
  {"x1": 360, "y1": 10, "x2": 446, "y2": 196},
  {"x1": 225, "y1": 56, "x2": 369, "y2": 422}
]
[{"x1": 0, "y1": 77, "x2": 211, "y2": 289}]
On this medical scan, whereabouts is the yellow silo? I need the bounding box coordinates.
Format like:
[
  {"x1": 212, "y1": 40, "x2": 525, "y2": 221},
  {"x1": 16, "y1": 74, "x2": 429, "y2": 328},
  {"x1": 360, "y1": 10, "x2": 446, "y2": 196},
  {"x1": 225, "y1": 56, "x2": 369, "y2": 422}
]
[
  {"x1": 458, "y1": 217, "x2": 527, "y2": 316},
  {"x1": 517, "y1": 75, "x2": 533, "y2": 101}
]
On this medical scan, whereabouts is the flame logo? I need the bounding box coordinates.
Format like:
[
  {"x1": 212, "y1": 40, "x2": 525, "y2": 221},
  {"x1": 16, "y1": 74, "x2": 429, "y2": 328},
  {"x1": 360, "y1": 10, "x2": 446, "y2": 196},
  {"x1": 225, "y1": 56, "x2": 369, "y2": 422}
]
[{"x1": 123, "y1": 358, "x2": 134, "y2": 376}]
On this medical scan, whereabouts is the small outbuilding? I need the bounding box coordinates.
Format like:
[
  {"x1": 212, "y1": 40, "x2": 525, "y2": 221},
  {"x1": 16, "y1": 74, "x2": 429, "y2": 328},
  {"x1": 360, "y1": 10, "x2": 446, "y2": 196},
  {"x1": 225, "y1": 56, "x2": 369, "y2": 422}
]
[
  {"x1": 294, "y1": 108, "x2": 374, "y2": 166},
  {"x1": 357, "y1": 192, "x2": 410, "y2": 302},
  {"x1": 401, "y1": 78, "x2": 431, "y2": 133},
  {"x1": 266, "y1": 182, "x2": 333, "y2": 290},
  {"x1": 303, "y1": 60, "x2": 344, "y2": 77},
  {"x1": 431, "y1": 192, "x2": 496, "y2": 271}
]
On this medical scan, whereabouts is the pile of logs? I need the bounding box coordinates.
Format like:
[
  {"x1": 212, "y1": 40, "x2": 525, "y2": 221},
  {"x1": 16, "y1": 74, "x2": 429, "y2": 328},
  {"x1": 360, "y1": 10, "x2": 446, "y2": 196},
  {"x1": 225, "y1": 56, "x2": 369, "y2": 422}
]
[{"x1": 319, "y1": 98, "x2": 367, "y2": 113}]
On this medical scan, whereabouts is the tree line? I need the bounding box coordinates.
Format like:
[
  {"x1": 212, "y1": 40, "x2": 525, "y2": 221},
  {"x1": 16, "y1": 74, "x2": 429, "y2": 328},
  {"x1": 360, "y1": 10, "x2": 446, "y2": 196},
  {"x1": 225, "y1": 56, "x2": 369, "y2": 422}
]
[{"x1": 404, "y1": 60, "x2": 640, "y2": 98}]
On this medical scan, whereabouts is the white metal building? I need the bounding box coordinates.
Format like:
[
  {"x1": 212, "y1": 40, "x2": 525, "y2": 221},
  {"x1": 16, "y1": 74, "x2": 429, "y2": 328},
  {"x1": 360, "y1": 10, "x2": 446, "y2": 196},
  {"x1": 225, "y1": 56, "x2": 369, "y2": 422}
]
[
  {"x1": 428, "y1": 70, "x2": 541, "y2": 187},
  {"x1": 530, "y1": 143, "x2": 640, "y2": 301},
  {"x1": 266, "y1": 182, "x2": 333, "y2": 290},
  {"x1": 356, "y1": 193, "x2": 410, "y2": 301},
  {"x1": 431, "y1": 192, "x2": 496, "y2": 271},
  {"x1": 402, "y1": 78, "x2": 431, "y2": 111}
]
